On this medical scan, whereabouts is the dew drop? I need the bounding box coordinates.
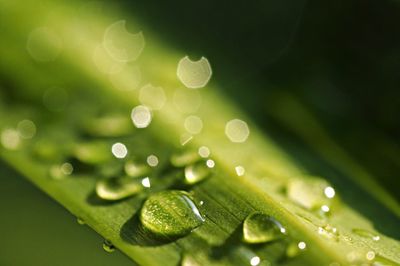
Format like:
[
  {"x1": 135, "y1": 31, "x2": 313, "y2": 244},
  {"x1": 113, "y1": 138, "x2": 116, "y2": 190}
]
[
  {"x1": 225, "y1": 119, "x2": 250, "y2": 143},
  {"x1": 243, "y1": 212, "x2": 286, "y2": 244},
  {"x1": 77, "y1": 217, "x2": 86, "y2": 225},
  {"x1": 235, "y1": 165, "x2": 245, "y2": 176},
  {"x1": 1, "y1": 128, "x2": 21, "y2": 150},
  {"x1": 84, "y1": 114, "x2": 132, "y2": 137},
  {"x1": 140, "y1": 190, "x2": 205, "y2": 238},
  {"x1": 102, "y1": 240, "x2": 115, "y2": 253},
  {"x1": 27, "y1": 27, "x2": 62, "y2": 62},
  {"x1": 124, "y1": 161, "x2": 150, "y2": 177},
  {"x1": 352, "y1": 228, "x2": 381, "y2": 241},
  {"x1": 177, "y1": 56, "x2": 212, "y2": 89},
  {"x1": 49, "y1": 162, "x2": 73, "y2": 180},
  {"x1": 184, "y1": 115, "x2": 203, "y2": 135},
  {"x1": 198, "y1": 146, "x2": 210, "y2": 158},
  {"x1": 74, "y1": 141, "x2": 112, "y2": 165},
  {"x1": 141, "y1": 177, "x2": 151, "y2": 188},
  {"x1": 131, "y1": 105, "x2": 152, "y2": 128},
  {"x1": 103, "y1": 20, "x2": 145, "y2": 62},
  {"x1": 139, "y1": 84, "x2": 166, "y2": 110},
  {"x1": 366, "y1": 251, "x2": 375, "y2": 261},
  {"x1": 111, "y1": 142, "x2": 128, "y2": 159},
  {"x1": 96, "y1": 176, "x2": 143, "y2": 201},
  {"x1": 17, "y1": 120, "x2": 36, "y2": 139},
  {"x1": 317, "y1": 224, "x2": 339, "y2": 240},
  {"x1": 298, "y1": 241, "x2": 307, "y2": 250},
  {"x1": 184, "y1": 161, "x2": 212, "y2": 184},
  {"x1": 250, "y1": 256, "x2": 261, "y2": 266},
  {"x1": 324, "y1": 186, "x2": 336, "y2": 199},
  {"x1": 206, "y1": 159, "x2": 215, "y2": 168},
  {"x1": 286, "y1": 241, "x2": 306, "y2": 258},
  {"x1": 146, "y1": 155, "x2": 159, "y2": 167}
]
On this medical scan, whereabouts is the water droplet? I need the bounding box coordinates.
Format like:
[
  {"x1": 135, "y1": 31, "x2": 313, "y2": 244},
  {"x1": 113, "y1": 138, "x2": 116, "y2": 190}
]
[
  {"x1": 84, "y1": 114, "x2": 132, "y2": 137},
  {"x1": 352, "y1": 228, "x2": 380, "y2": 241},
  {"x1": 49, "y1": 162, "x2": 73, "y2": 179},
  {"x1": 206, "y1": 159, "x2": 215, "y2": 168},
  {"x1": 235, "y1": 165, "x2": 245, "y2": 176},
  {"x1": 317, "y1": 224, "x2": 339, "y2": 240},
  {"x1": 173, "y1": 88, "x2": 202, "y2": 114},
  {"x1": 111, "y1": 142, "x2": 128, "y2": 159},
  {"x1": 298, "y1": 241, "x2": 307, "y2": 250},
  {"x1": 287, "y1": 177, "x2": 334, "y2": 210},
  {"x1": 171, "y1": 151, "x2": 200, "y2": 167},
  {"x1": 286, "y1": 241, "x2": 306, "y2": 258},
  {"x1": 27, "y1": 27, "x2": 62, "y2": 62},
  {"x1": 324, "y1": 186, "x2": 336, "y2": 199},
  {"x1": 102, "y1": 240, "x2": 115, "y2": 253},
  {"x1": 177, "y1": 56, "x2": 212, "y2": 89},
  {"x1": 366, "y1": 251, "x2": 375, "y2": 261},
  {"x1": 131, "y1": 105, "x2": 152, "y2": 128},
  {"x1": 103, "y1": 20, "x2": 145, "y2": 62},
  {"x1": 250, "y1": 256, "x2": 261, "y2": 266},
  {"x1": 184, "y1": 161, "x2": 212, "y2": 184},
  {"x1": 225, "y1": 119, "x2": 250, "y2": 143},
  {"x1": 140, "y1": 190, "x2": 205, "y2": 238},
  {"x1": 77, "y1": 217, "x2": 86, "y2": 225},
  {"x1": 124, "y1": 161, "x2": 150, "y2": 177},
  {"x1": 96, "y1": 176, "x2": 143, "y2": 201},
  {"x1": 43, "y1": 87, "x2": 68, "y2": 112},
  {"x1": 17, "y1": 120, "x2": 36, "y2": 139},
  {"x1": 74, "y1": 141, "x2": 111, "y2": 164},
  {"x1": 1, "y1": 128, "x2": 21, "y2": 150},
  {"x1": 139, "y1": 84, "x2": 166, "y2": 110},
  {"x1": 184, "y1": 115, "x2": 203, "y2": 135},
  {"x1": 146, "y1": 155, "x2": 159, "y2": 167},
  {"x1": 198, "y1": 146, "x2": 210, "y2": 158},
  {"x1": 141, "y1": 177, "x2": 151, "y2": 188},
  {"x1": 243, "y1": 212, "x2": 286, "y2": 244}
]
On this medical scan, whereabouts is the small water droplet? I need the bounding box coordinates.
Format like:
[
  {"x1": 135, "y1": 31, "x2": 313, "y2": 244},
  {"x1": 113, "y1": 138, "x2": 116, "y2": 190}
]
[
  {"x1": 250, "y1": 256, "x2": 261, "y2": 266},
  {"x1": 141, "y1": 177, "x2": 151, "y2": 188},
  {"x1": 352, "y1": 228, "x2": 380, "y2": 241},
  {"x1": 131, "y1": 105, "x2": 152, "y2": 128},
  {"x1": 103, "y1": 20, "x2": 145, "y2": 62},
  {"x1": 317, "y1": 224, "x2": 339, "y2": 240},
  {"x1": 124, "y1": 161, "x2": 150, "y2": 177},
  {"x1": 140, "y1": 190, "x2": 205, "y2": 238},
  {"x1": 111, "y1": 142, "x2": 128, "y2": 159},
  {"x1": 1, "y1": 128, "x2": 21, "y2": 150},
  {"x1": 206, "y1": 159, "x2": 215, "y2": 168},
  {"x1": 84, "y1": 114, "x2": 132, "y2": 137},
  {"x1": 366, "y1": 251, "x2": 375, "y2": 261},
  {"x1": 286, "y1": 241, "x2": 306, "y2": 258},
  {"x1": 146, "y1": 155, "x2": 159, "y2": 167},
  {"x1": 17, "y1": 120, "x2": 36, "y2": 139},
  {"x1": 184, "y1": 161, "x2": 212, "y2": 184},
  {"x1": 198, "y1": 146, "x2": 210, "y2": 158},
  {"x1": 324, "y1": 186, "x2": 336, "y2": 199},
  {"x1": 49, "y1": 162, "x2": 73, "y2": 179},
  {"x1": 77, "y1": 217, "x2": 86, "y2": 225},
  {"x1": 177, "y1": 56, "x2": 212, "y2": 89},
  {"x1": 74, "y1": 141, "x2": 112, "y2": 165},
  {"x1": 171, "y1": 151, "x2": 200, "y2": 167},
  {"x1": 235, "y1": 165, "x2": 245, "y2": 176},
  {"x1": 225, "y1": 119, "x2": 250, "y2": 143},
  {"x1": 96, "y1": 176, "x2": 143, "y2": 201},
  {"x1": 243, "y1": 212, "x2": 286, "y2": 244},
  {"x1": 102, "y1": 240, "x2": 115, "y2": 253}
]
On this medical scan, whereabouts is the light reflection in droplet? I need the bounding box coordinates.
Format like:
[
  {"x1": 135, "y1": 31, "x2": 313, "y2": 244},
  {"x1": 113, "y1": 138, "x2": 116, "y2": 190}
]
[
  {"x1": 177, "y1": 56, "x2": 212, "y2": 89},
  {"x1": 141, "y1": 177, "x2": 151, "y2": 188},
  {"x1": 206, "y1": 159, "x2": 215, "y2": 168},
  {"x1": 184, "y1": 115, "x2": 203, "y2": 135},
  {"x1": 147, "y1": 154, "x2": 159, "y2": 167},
  {"x1": 250, "y1": 256, "x2": 260, "y2": 266},
  {"x1": 235, "y1": 165, "x2": 245, "y2": 176},
  {"x1": 366, "y1": 251, "x2": 375, "y2": 261},
  {"x1": 225, "y1": 119, "x2": 250, "y2": 143},
  {"x1": 321, "y1": 205, "x2": 330, "y2": 213},
  {"x1": 139, "y1": 84, "x2": 166, "y2": 110},
  {"x1": 324, "y1": 186, "x2": 336, "y2": 199},
  {"x1": 111, "y1": 142, "x2": 128, "y2": 158},
  {"x1": 17, "y1": 119, "x2": 36, "y2": 139},
  {"x1": 27, "y1": 27, "x2": 62, "y2": 62},
  {"x1": 298, "y1": 241, "x2": 306, "y2": 250},
  {"x1": 173, "y1": 88, "x2": 202, "y2": 114},
  {"x1": 60, "y1": 162, "x2": 73, "y2": 175},
  {"x1": 1, "y1": 128, "x2": 21, "y2": 150},
  {"x1": 103, "y1": 20, "x2": 145, "y2": 62},
  {"x1": 198, "y1": 146, "x2": 210, "y2": 158},
  {"x1": 131, "y1": 105, "x2": 152, "y2": 128}
]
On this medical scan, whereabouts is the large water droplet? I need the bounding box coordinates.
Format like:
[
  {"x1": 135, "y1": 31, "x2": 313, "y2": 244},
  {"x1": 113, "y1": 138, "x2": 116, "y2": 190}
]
[
  {"x1": 140, "y1": 190, "x2": 205, "y2": 238},
  {"x1": 352, "y1": 228, "x2": 380, "y2": 241},
  {"x1": 102, "y1": 240, "x2": 115, "y2": 253},
  {"x1": 177, "y1": 56, "x2": 212, "y2": 89},
  {"x1": 287, "y1": 177, "x2": 335, "y2": 210},
  {"x1": 243, "y1": 212, "x2": 286, "y2": 244},
  {"x1": 103, "y1": 20, "x2": 145, "y2": 62},
  {"x1": 184, "y1": 160, "x2": 212, "y2": 184},
  {"x1": 96, "y1": 176, "x2": 143, "y2": 201},
  {"x1": 225, "y1": 119, "x2": 250, "y2": 143}
]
